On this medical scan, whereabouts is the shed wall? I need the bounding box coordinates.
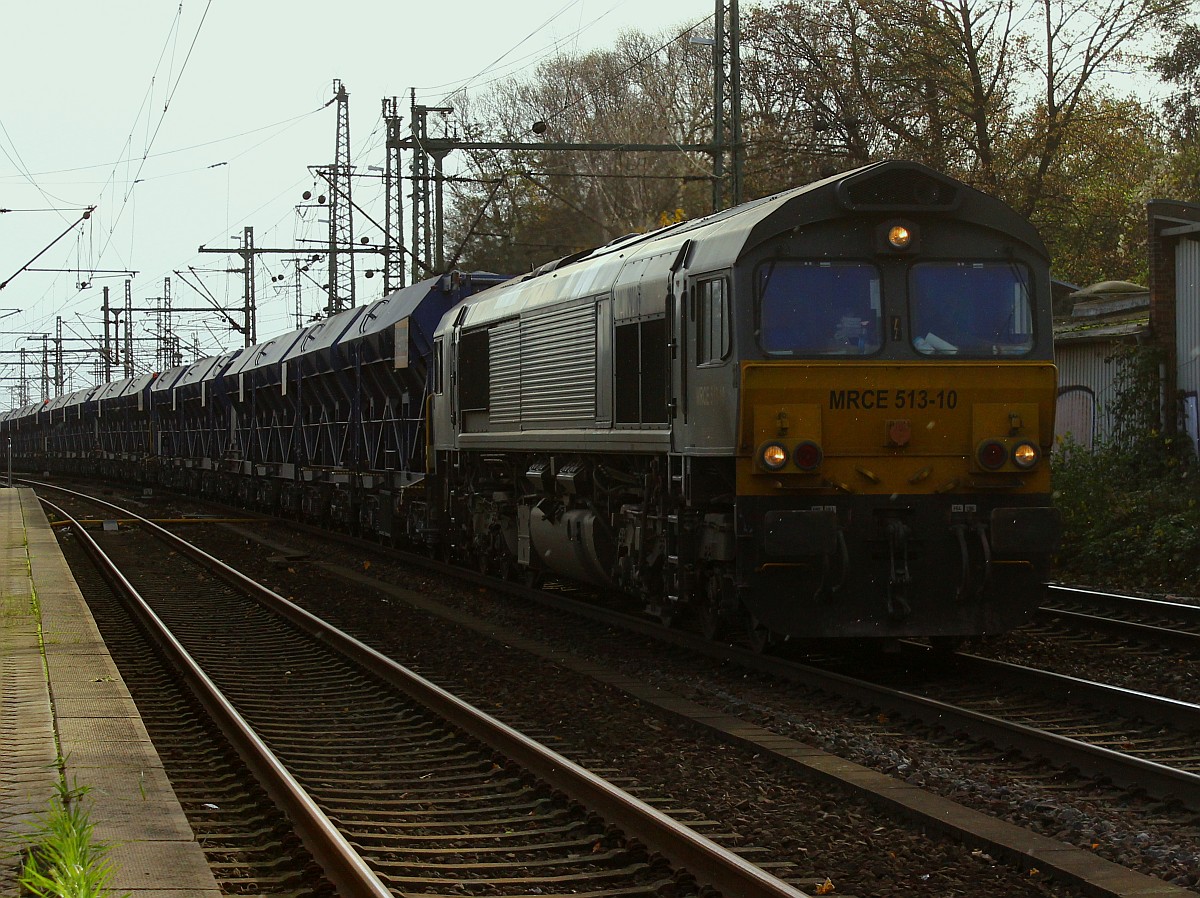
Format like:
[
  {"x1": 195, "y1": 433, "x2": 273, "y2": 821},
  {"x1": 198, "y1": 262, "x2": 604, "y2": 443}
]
[
  {"x1": 1177, "y1": 237, "x2": 1200, "y2": 454},
  {"x1": 1055, "y1": 341, "x2": 1127, "y2": 447},
  {"x1": 1176, "y1": 238, "x2": 1200, "y2": 398}
]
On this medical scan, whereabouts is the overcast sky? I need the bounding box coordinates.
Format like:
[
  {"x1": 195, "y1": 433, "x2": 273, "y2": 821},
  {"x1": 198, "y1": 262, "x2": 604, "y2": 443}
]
[{"x1": 0, "y1": 0, "x2": 711, "y2": 397}]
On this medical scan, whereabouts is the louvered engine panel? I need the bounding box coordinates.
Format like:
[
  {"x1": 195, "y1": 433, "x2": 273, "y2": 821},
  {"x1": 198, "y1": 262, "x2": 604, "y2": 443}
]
[
  {"x1": 488, "y1": 320, "x2": 522, "y2": 425},
  {"x1": 519, "y1": 303, "x2": 596, "y2": 427}
]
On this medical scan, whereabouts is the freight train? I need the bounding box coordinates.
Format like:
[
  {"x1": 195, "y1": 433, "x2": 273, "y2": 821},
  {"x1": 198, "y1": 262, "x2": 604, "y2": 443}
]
[{"x1": 2, "y1": 160, "x2": 1060, "y2": 649}]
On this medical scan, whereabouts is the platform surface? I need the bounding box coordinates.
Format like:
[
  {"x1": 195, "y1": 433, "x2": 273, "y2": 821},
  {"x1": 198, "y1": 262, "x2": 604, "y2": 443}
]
[{"x1": 0, "y1": 487, "x2": 220, "y2": 897}]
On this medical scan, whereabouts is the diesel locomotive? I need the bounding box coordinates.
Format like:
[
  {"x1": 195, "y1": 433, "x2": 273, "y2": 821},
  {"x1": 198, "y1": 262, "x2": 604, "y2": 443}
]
[{"x1": 2, "y1": 160, "x2": 1060, "y2": 648}]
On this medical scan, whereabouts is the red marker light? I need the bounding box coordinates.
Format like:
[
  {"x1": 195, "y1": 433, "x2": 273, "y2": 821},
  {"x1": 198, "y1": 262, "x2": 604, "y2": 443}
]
[{"x1": 794, "y1": 440, "x2": 823, "y2": 470}]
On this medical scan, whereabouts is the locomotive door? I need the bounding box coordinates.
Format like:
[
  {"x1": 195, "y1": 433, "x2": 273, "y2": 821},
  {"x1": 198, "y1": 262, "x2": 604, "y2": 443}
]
[
  {"x1": 666, "y1": 240, "x2": 692, "y2": 453},
  {"x1": 670, "y1": 266, "x2": 688, "y2": 445},
  {"x1": 612, "y1": 248, "x2": 681, "y2": 431},
  {"x1": 447, "y1": 305, "x2": 470, "y2": 430},
  {"x1": 684, "y1": 271, "x2": 737, "y2": 453}
]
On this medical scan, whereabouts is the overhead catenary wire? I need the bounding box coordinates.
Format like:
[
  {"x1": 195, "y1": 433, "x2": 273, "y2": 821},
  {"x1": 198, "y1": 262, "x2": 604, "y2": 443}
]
[
  {"x1": 0, "y1": 208, "x2": 96, "y2": 292},
  {"x1": 91, "y1": 0, "x2": 214, "y2": 277},
  {"x1": 4, "y1": 2, "x2": 716, "y2": 391},
  {"x1": 445, "y1": 0, "x2": 604, "y2": 100},
  {"x1": 0, "y1": 107, "x2": 327, "y2": 184},
  {"x1": 5, "y1": 2, "x2": 216, "y2": 349}
]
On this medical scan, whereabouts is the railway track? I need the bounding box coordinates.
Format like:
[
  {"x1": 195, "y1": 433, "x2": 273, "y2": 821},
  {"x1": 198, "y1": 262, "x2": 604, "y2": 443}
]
[
  {"x1": 1037, "y1": 584, "x2": 1200, "y2": 649},
  {"x1": 252, "y1": 517, "x2": 1200, "y2": 814},
  {"x1": 198, "y1": 514, "x2": 1198, "y2": 895},
  {"x1": 33, "y1": 477, "x2": 1200, "y2": 895},
  {"x1": 855, "y1": 647, "x2": 1200, "y2": 807},
  {"x1": 40, "y1": 482, "x2": 810, "y2": 898},
  {"x1": 53, "y1": 523, "x2": 332, "y2": 896},
  {"x1": 407, "y1": 563, "x2": 1200, "y2": 815}
]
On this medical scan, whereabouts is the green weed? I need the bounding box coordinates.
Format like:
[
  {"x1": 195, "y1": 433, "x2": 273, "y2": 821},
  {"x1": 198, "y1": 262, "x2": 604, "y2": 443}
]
[
  {"x1": 17, "y1": 779, "x2": 127, "y2": 898},
  {"x1": 1051, "y1": 345, "x2": 1200, "y2": 595}
]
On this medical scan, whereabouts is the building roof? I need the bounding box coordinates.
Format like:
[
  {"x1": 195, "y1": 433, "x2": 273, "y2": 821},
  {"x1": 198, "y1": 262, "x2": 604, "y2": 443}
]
[{"x1": 1070, "y1": 280, "x2": 1147, "y2": 297}]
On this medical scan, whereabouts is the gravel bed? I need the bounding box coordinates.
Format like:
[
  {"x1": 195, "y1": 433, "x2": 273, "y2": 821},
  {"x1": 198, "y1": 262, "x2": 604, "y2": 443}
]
[
  {"x1": 55, "y1": 488, "x2": 1200, "y2": 894},
  {"x1": 417, "y1": 572, "x2": 1200, "y2": 892},
  {"x1": 187, "y1": 523, "x2": 1123, "y2": 898}
]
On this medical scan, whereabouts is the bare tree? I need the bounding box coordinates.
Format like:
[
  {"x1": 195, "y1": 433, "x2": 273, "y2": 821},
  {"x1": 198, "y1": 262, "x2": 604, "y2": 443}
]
[
  {"x1": 445, "y1": 30, "x2": 715, "y2": 272},
  {"x1": 1011, "y1": 0, "x2": 1182, "y2": 214},
  {"x1": 1152, "y1": 21, "x2": 1200, "y2": 199},
  {"x1": 442, "y1": 0, "x2": 1185, "y2": 283}
]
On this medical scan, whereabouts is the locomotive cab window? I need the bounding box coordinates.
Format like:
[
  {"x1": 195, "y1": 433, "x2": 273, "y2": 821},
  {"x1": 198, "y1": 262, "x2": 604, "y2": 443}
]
[
  {"x1": 909, "y1": 262, "x2": 1034, "y2": 356},
  {"x1": 695, "y1": 277, "x2": 730, "y2": 365},
  {"x1": 757, "y1": 261, "x2": 882, "y2": 356}
]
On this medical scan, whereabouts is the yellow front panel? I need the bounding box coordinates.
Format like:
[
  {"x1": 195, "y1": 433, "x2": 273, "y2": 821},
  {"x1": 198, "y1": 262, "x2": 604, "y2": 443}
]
[{"x1": 737, "y1": 361, "x2": 1056, "y2": 497}]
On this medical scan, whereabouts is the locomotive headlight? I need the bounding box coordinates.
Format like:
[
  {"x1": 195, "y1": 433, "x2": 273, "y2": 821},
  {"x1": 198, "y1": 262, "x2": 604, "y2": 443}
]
[
  {"x1": 887, "y1": 224, "x2": 912, "y2": 249},
  {"x1": 793, "y1": 440, "x2": 823, "y2": 471},
  {"x1": 977, "y1": 440, "x2": 1008, "y2": 470},
  {"x1": 877, "y1": 219, "x2": 920, "y2": 253},
  {"x1": 1011, "y1": 441, "x2": 1040, "y2": 469},
  {"x1": 759, "y1": 441, "x2": 789, "y2": 471}
]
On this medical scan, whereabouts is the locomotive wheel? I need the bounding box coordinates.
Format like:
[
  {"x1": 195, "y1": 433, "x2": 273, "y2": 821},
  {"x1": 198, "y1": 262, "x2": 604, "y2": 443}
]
[
  {"x1": 745, "y1": 615, "x2": 775, "y2": 654},
  {"x1": 496, "y1": 556, "x2": 518, "y2": 581},
  {"x1": 698, "y1": 599, "x2": 723, "y2": 641},
  {"x1": 698, "y1": 573, "x2": 734, "y2": 642},
  {"x1": 658, "y1": 601, "x2": 680, "y2": 629},
  {"x1": 930, "y1": 635, "x2": 963, "y2": 656}
]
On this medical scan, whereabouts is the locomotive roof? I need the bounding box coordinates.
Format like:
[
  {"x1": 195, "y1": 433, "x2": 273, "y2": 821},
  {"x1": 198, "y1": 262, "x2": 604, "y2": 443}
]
[{"x1": 437, "y1": 160, "x2": 1046, "y2": 333}]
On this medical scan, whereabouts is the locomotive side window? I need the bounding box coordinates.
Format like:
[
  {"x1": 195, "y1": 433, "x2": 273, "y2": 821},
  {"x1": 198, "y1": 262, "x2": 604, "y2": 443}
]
[
  {"x1": 640, "y1": 317, "x2": 668, "y2": 422},
  {"x1": 614, "y1": 317, "x2": 669, "y2": 426},
  {"x1": 457, "y1": 328, "x2": 490, "y2": 410},
  {"x1": 696, "y1": 277, "x2": 731, "y2": 364},
  {"x1": 757, "y1": 262, "x2": 882, "y2": 356},
  {"x1": 432, "y1": 339, "x2": 443, "y2": 394},
  {"x1": 909, "y1": 262, "x2": 1034, "y2": 356},
  {"x1": 615, "y1": 324, "x2": 639, "y2": 423}
]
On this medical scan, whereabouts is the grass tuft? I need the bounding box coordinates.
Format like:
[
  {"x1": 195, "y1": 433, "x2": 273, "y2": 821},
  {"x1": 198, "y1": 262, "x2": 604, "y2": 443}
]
[{"x1": 18, "y1": 779, "x2": 127, "y2": 898}]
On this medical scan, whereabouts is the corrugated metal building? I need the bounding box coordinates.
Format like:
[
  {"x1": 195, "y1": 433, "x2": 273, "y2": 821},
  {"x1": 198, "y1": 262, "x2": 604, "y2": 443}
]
[
  {"x1": 1053, "y1": 282, "x2": 1148, "y2": 450},
  {"x1": 1169, "y1": 224, "x2": 1200, "y2": 452},
  {"x1": 1148, "y1": 200, "x2": 1200, "y2": 456},
  {"x1": 1052, "y1": 200, "x2": 1200, "y2": 454}
]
